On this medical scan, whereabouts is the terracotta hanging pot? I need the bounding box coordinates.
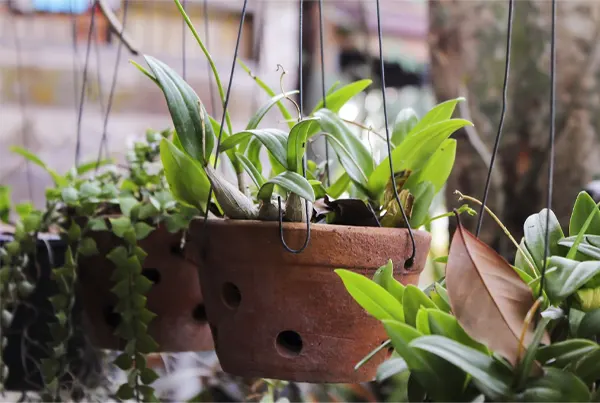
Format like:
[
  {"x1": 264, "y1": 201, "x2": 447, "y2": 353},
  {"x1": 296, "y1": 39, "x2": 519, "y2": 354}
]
[
  {"x1": 187, "y1": 219, "x2": 431, "y2": 383},
  {"x1": 78, "y1": 224, "x2": 214, "y2": 352}
]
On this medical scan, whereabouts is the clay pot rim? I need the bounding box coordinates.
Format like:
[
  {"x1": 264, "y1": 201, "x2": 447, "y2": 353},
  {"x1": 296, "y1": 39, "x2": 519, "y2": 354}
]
[{"x1": 193, "y1": 217, "x2": 431, "y2": 237}]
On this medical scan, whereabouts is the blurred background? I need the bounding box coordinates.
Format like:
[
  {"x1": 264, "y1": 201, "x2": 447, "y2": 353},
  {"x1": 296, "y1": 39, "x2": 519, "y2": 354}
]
[{"x1": 3, "y1": 0, "x2": 600, "y2": 400}]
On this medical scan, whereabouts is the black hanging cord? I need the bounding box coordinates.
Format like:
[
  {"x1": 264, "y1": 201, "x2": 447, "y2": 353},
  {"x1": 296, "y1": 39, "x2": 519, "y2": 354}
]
[
  {"x1": 200, "y1": 0, "x2": 248, "y2": 236},
  {"x1": 92, "y1": 15, "x2": 107, "y2": 127},
  {"x1": 202, "y1": 0, "x2": 217, "y2": 114},
  {"x1": 475, "y1": 0, "x2": 514, "y2": 237},
  {"x1": 74, "y1": 5, "x2": 98, "y2": 167},
  {"x1": 277, "y1": 0, "x2": 312, "y2": 254},
  {"x1": 95, "y1": 0, "x2": 131, "y2": 169},
  {"x1": 10, "y1": 11, "x2": 33, "y2": 201},
  {"x1": 71, "y1": 3, "x2": 81, "y2": 129},
  {"x1": 375, "y1": 0, "x2": 416, "y2": 268},
  {"x1": 317, "y1": 0, "x2": 331, "y2": 187},
  {"x1": 539, "y1": 0, "x2": 557, "y2": 300}
]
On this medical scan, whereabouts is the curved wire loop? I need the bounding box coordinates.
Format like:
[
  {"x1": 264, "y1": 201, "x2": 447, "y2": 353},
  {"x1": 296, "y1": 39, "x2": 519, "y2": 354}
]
[
  {"x1": 277, "y1": 196, "x2": 311, "y2": 254},
  {"x1": 375, "y1": 0, "x2": 416, "y2": 268}
]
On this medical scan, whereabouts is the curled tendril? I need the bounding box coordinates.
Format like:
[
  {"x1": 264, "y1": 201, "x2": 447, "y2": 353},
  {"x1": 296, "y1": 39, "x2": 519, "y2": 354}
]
[{"x1": 276, "y1": 64, "x2": 301, "y2": 122}]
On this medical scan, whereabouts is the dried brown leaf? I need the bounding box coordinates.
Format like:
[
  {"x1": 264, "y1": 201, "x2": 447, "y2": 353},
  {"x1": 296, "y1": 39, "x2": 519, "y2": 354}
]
[{"x1": 446, "y1": 221, "x2": 550, "y2": 368}]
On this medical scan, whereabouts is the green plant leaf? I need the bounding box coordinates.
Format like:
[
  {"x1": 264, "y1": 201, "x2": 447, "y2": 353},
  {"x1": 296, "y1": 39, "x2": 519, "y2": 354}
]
[
  {"x1": 246, "y1": 91, "x2": 299, "y2": 131},
  {"x1": 354, "y1": 340, "x2": 391, "y2": 370},
  {"x1": 257, "y1": 171, "x2": 315, "y2": 203},
  {"x1": 368, "y1": 119, "x2": 472, "y2": 199},
  {"x1": 119, "y1": 196, "x2": 138, "y2": 218},
  {"x1": 410, "y1": 97, "x2": 464, "y2": 135},
  {"x1": 410, "y1": 335, "x2": 512, "y2": 401},
  {"x1": 515, "y1": 317, "x2": 551, "y2": 389},
  {"x1": 403, "y1": 285, "x2": 438, "y2": 327},
  {"x1": 559, "y1": 236, "x2": 600, "y2": 260},
  {"x1": 426, "y1": 309, "x2": 488, "y2": 354},
  {"x1": 391, "y1": 108, "x2": 418, "y2": 147},
  {"x1": 311, "y1": 79, "x2": 372, "y2": 115},
  {"x1": 335, "y1": 269, "x2": 404, "y2": 322},
  {"x1": 415, "y1": 309, "x2": 431, "y2": 334},
  {"x1": 116, "y1": 384, "x2": 134, "y2": 400},
  {"x1": 61, "y1": 187, "x2": 79, "y2": 205},
  {"x1": 372, "y1": 260, "x2": 405, "y2": 302},
  {"x1": 235, "y1": 152, "x2": 265, "y2": 188},
  {"x1": 573, "y1": 348, "x2": 600, "y2": 384},
  {"x1": 327, "y1": 172, "x2": 351, "y2": 198},
  {"x1": 519, "y1": 367, "x2": 590, "y2": 402},
  {"x1": 287, "y1": 118, "x2": 320, "y2": 173},
  {"x1": 376, "y1": 357, "x2": 408, "y2": 382},
  {"x1": 570, "y1": 191, "x2": 600, "y2": 236},
  {"x1": 134, "y1": 222, "x2": 154, "y2": 240},
  {"x1": 545, "y1": 256, "x2": 600, "y2": 303},
  {"x1": 114, "y1": 353, "x2": 133, "y2": 371},
  {"x1": 523, "y1": 208, "x2": 565, "y2": 270},
  {"x1": 405, "y1": 139, "x2": 456, "y2": 195},
  {"x1": 575, "y1": 308, "x2": 600, "y2": 338},
  {"x1": 10, "y1": 146, "x2": 67, "y2": 187},
  {"x1": 408, "y1": 181, "x2": 436, "y2": 228},
  {"x1": 515, "y1": 238, "x2": 539, "y2": 278},
  {"x1": 316, "y1": 109, "x2": 374, "y2": 190},
  {"x1": 321, "y1": 133, "x2": 369, "y2": 192},
  {"x1": 145, "y1": 55, "x2": 214, "y2": 164},
  {"x1": 160, "y1": 138, "x2": 209, "y2": 212},
  {"x1": 536, "y1": 339, "x2": 598, "y2": 367},
  {"x1": 140, "y1": 368, "x2": 160, "y2": 385},
  {"x1": 220, "y1": 129, "x2": 288, "y2": 169},
  {"x1": 430, "y1": 283, "x2": 452, "y2": 313},
  {"x1": 109, "y1": 216, "x2": 132, "y2": 238},
  {"x1": 78, "y1": 237, "x2": 98, "y2": 256}
]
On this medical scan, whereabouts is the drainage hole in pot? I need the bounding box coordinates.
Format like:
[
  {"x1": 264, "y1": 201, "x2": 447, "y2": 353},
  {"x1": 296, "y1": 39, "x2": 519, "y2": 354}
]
[
  {"x1": 221, "y1": 282, "x2": 241, "y2": 309},
  {"x1": 141, "y1": 268, "x2": 161, "y2": 284},
  {"x1": 192, "y1": 304, "x2": 207, "y2": 322},
  {"x1": 275, "y1": 330, "x2": 303, "y2": 357},
  {"x1": 103, "y1": 305, "x2": 121, "y2": 329}
]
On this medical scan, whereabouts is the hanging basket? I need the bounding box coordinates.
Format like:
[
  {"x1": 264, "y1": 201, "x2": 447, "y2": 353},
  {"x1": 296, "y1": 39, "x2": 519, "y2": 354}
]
[
  {"x1": 187, "y1": 218, "x2": 431, "y2": 383},
  {"x1": 78, "y1": 224, "x2": 214, "y2": 352}
]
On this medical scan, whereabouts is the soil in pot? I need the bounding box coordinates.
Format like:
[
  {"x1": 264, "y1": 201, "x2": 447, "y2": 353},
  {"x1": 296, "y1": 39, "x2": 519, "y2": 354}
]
[
  {"x1": 78, "y1": 225, "x2": 213, "y2": 352},
  {"x1": 188, "y1": 219, "x2": 431, "y2": 383}
]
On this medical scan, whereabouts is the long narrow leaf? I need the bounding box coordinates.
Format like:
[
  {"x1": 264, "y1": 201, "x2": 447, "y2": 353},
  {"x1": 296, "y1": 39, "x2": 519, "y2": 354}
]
[
  {"x1": 322, "y1": 134, "x2": 369, "y2": 191},
  {"x1": 219, "y1": 129, "x2": 288, "y2": 169},
  {"x1": 10, "y1": 146, "x2": 67, "y2": 187},
  {"x1": 404, "y1": 139, "x2": 456, "y2": 194},
  {"x1": 327, "y1": 172, "x2": 351, "y2": 198},
  {"x1": 311, "y1": 79, "x2": 372, "y2": 115},
  {"x1": 409, "y1": 97, "x2": 464, "y2": 135},
  {"x1": 235, "y1": 153, "x2": 265, "y2": 188},
  {"x1": 257, "y1": 171, "x2": 315, "y2": 202},
  {"x1": 287, "y1": 118, "x2": 319, "y2": 173},
  {"x1": 246, "y1": 91, "x2": 299, "y2": 130}
]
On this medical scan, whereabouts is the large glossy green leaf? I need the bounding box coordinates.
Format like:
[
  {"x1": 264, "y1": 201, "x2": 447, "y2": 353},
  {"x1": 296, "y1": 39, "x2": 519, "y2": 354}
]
[
  {"x1": 570, "y1": 191, "x2": 600, "y2": 236},
  {"x1": 403, "y1": 285, "x2": 438, "y2": 327},
  {"x1": 409, "y1": 97, "x2": 464, "y2": 135},
  {"x1": 410, "y1": 335, "x2": 512, "y2": 401},
  {"x1": 372, "y1": 260, "x2": 405, "y2": 302},
  {"x1": 545, "y1": 256, "x2": 600, "y2": 303},
  {"x1": 367, "y1": 119, "x2": 472, "y2": 199},
  {"x1": 145, "y1": 56, "x2": 214, "y2": 165},
  {"x1": 256, "y1": 171, "x2": 315, "y2": 203},
  {"x1": 559, "y1": 239, "x2": 600, "y2": 260},
  {"x1": 515, "y1": 238, "x2": 540, "y2": 278},
  {"x1": 10, "y1": 146, "x2": 67, "y2": 187},
  {"x1": 426, "y1": 309, "x2": 488, "y2": 354},
  {"x1": 219, "y1": 129, "x2": 288, "y2": 169},
  {"x1": 316, "y1": 109, "x2": 374, "y2": 189},
  {"x1": 246, "y1": 91, "x2": 299, "y2": 131},
  {"x1": 159, "y1": 139, "x2": 209, "y2": 212},
  {"x1": 311, "y1": 79, "x2": 372, "y2": 115},
  {"x1": 518, "y1": 367, "x2": 590, "y2": 402},
  {"x1": 391, "y1": 108, "x2": 418, "y2": 147},
  {"x1": 335, "y1": 269, "x2": 404, "y2": 322},
  {"x1": 287, "y1": 118, "x2": 319, "y2": 173},
  {"x1": 405, "y1": 139, "x2": 456, "y2": 194},
  {"x1": 385, "y1": 323, "x2": 469, "y2": 402},
  {"x1": 523, "y1": 209, "x2": 565, "y2": 270}
]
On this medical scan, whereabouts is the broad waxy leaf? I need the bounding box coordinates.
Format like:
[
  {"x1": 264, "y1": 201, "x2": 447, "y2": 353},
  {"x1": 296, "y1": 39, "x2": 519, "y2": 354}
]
[
  {"x1": 559, "y1": 236, "x2": 600, "y2": 260},
  {"x1": 408, "y1": 181, "x2": 435, "y2": 228},
  {"x1": 219, "y1": 129, "x2": 288, "y2": 169},
  {"x1": 410, "y1": 335, "x2": 513, "y2": 401},
  {"x1": 426, "y1": 309, "x2": 488, "y2": 354},
  {"x1": 287, "y1": 118, "x2": 319, "y2": 173},
  {"x1": 445, "y1": 222, "x2": 549, "y2": 367},
  {"x1": 311, "y1": 79, "x2": 372, "y2": 115},
  {"x1": 403, "y1": 285, "x2": 438, "y2": 327},
  {"x1": 145, "y1": 56, "x2": 214, "y2": 164},
  {"x1": 515, "y1": 238, "x2": 539, "y2": 278},
  {"x1": 367, "y1": 119, "x2": 472, "y2": 199},
  {"x1": 523, "y1": 208, "x2": 565, "y2": 271},
  {"x1": 545, "y1": 256, "x2": 600, "y2": 303},
  {"x1": 404, "y1": 138, "x2": 456, "y2": 194},
  {"x1": 409, "y1": 97, "x2": 465, "y2": 135},
  {"x1": 372, "y1": 259, "x2": 405, "y2": 302},
  {"x1": 391, "y1": 107, "x2": 418, "y2": 147},
  {"x1": 256, "y1": 171, "x2": 315, "y2": 203},
  {"x1": 159, "y1": 139, "x2": 209, "y2": 212},
  {"x1": 570, "y1": 191, "x2": 600, "y2": 236},
  {"x1": 335, "y1": 269, "x2": 404, "y2": 322}
]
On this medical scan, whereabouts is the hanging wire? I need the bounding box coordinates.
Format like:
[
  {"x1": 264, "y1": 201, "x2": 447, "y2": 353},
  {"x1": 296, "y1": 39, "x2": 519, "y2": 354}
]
[
  {"x1": 375, "y1": 0, "x2": 416, "y2": 268},
  {"x1": 317, "y1": 0, "x2": 331, "y2": 187},
  {"x1": 71, "y1": 1, "x2": 82, "y2": 126},
  {"x1": 200, "y1": 0, "x2": 249, "y2": 237},
  {"x1": 95, "y1": 0, "x2": 131, "y2": 168},
  {"x1": 276, "y1": 0, "x2": 311, "y2": 254},
  {"x1": 74, "y1": 5, "x2": 98, "y2": 166},
  {"x1": 92, "y1": 14, "x2": 107, "y2": 127},
  {"x1": 475, "y1": 0, "x2": 514, "y2": 237},
  {"x1": 182, "y1": 0, "x2": 187, "y2": 79},
  {"x1": 10, "y1": 10, "x2": 33, "y2": 200},
  {"x1": 538, "y1": 0, "x2": 557, "y2": 300},
  {"x1": 202, "y1": 0, "x2": 217, "y2": 114}
]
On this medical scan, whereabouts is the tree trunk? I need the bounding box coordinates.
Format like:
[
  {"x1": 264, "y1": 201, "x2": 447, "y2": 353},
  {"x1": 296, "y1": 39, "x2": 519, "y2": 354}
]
[{"x1": 429, "y1": 0, "x2": 600, "y2": 257}]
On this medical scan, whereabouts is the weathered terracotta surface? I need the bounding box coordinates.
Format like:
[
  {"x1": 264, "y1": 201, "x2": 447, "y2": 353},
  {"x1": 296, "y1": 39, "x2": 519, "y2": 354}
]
[
  {"x1": 78, "y1": 225, "x2": 213, "y2": 352},
  {"x1": 187, "y1": 219, "x2": 431, "y2": 383}
]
